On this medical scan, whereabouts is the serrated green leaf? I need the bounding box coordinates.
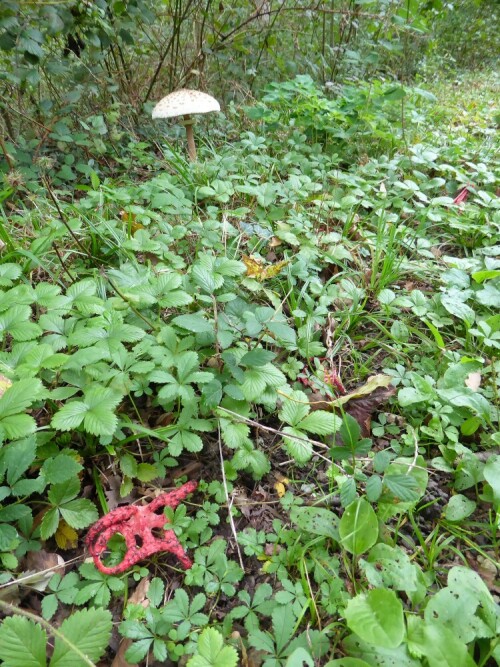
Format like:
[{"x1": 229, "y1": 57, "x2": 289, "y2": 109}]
[
  {"x1": 272, "y1": 604, "x2": 296, "y2": 654},
  {"x1": 282, "y1": 426, "x2": 312, "y2": 463},
  {"x1": 42, "y1": 593, "x2": 59, "y2": 621},
  {"x1": 172, "y1": 313, "x2": 213, "y2": 333},
  {"x1": 60, "y1": 499, "x2": 98, "y2": 529},
  {"x1": 4, "y1": 436, "x2": 37, "y2": 485},
  {"x1": 48, "y1": 478, "x2": 79, "y2": 505},
  {"x1": 240, "y1": 368, "x2": 268, "y2": 401},
  {"x1": 298, "y1": 410, "x2": 342, "y2": 435},
  {"x1": 187, "y1": 627, "x2": 239, "y2": 667},
  {"x1": 83, "y1": 406, "x2": 118, "y2": 436},
  {"x1": 0, "y1": 379, "x2": 43, "y2": 419},
  {"x1": 120, "y1": 453, "x2": 137, "y2": 478},
  {"x1": 383, "y1": 474, "x2": 419, "y2": 502},
  {"x1": 147, "y1": 577, "x2": 165, "y2": 607},
  {"x1": 124, "y1": 639, "x2": 152, "y2": 663},
  {"x1": 136, "y1": 463, "x2": 159, "y2": 482},
  {"x1": 40, "y1": 508, "x2": 60, "y2": 540},
  {"x1": 240, "y1": 348, "x2": 276, "y2": 367},
  {"x1": 50, "y1": 608, "x2": 112, "y2": 667},
  {"x1": 51, "y1": 402, "x2": 87, "y2": 431},
  {"x1": 0, "y1": 616, "x2": 46, "y2": 666},
  {"x1": 278, "y1": 390, "x2": 310, "y2": 426},
  {"x1": 366, "y1": 475, "x2": 383, "y2": 502},
  {"x1": 43, "y1": 455, "x2": 83, "y2": 484}
]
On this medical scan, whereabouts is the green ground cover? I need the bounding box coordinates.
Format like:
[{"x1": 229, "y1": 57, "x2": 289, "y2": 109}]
[{"x1": 0, "y1": 62, "x2": 498, "y2": 666}]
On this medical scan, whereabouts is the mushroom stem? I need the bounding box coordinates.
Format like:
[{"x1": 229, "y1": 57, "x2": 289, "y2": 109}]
[{"x1": 183, "y1": 114, "x2": 197, "y2": 161}]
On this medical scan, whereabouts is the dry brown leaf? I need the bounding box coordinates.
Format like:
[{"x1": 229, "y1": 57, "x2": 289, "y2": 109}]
[
  {"x1": 330, "y1": 374, "x2": 394, "y2": 407},
  {"x1": 344, "y1": 385, "x2": 397, "y2": 437},
  {"x1": 24, "y1": 550, "x2": 66, "y2": 591}
]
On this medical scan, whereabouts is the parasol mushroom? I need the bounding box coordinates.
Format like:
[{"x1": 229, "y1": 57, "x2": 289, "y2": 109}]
[{"x1": 151, "y1": 89, "x2": 220, "y2": 161}]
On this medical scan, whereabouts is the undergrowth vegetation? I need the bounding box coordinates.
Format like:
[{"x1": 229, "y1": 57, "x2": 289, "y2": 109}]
[{"x1": 0, "y1": 2, "x2": 499, "y2": 665}]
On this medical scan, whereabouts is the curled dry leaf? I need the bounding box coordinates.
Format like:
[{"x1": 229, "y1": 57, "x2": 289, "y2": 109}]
[
  {"x1": 330, "y1": 374, "x2": 394, "y2": 407},
  {"x1": 344, "y1": 385, "x2": 397, "y2": 437},
  {"x1": 24, "y1": 550, "x2": 66, "y2": 591}
]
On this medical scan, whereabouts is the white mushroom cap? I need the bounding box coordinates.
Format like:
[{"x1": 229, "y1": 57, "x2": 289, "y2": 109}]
[{"x1": 152, "y1": 89, "x2": 220, "y2": 119}]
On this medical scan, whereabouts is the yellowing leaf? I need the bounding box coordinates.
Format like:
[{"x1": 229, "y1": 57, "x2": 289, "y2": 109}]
[
  {"x1": 55, "y1": 519, "x2": 78, "y2": 550},
  {"x1": 120, "y1": 209, "x2": 144, "y2": 234},
  {"x1": 0, "y1": 374, "x2": 12, "y2": 399},
  {"x1": 330, "y1": 374, "x2": 394, "y2": 407},
  {"x1": 274, "y1": 482, "x2": 286, "y2": 498},
  {"x1": 242, "y1": 255, "x2": 288, "y2": 281}
]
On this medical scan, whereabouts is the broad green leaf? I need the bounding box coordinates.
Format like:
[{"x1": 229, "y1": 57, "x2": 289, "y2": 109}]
[
  {"x1": 365, "y1": 475, "x2": 383, "y2": 502},
  {"x1": 136, "y1": 463, "x2": 159, "y2": 482},
  {"x1": 241, "y1": 369, "x2": 268, "y2": 401},
  {"x1": 423, "y1": 567, "x2": 497, "y2": 644},
  {"x1": 406, "y1": 617, "x2": 476, "y2": 667},
  {"x1": 176, "y1": 351, "x2": 199, "y2": 383},
  {"x1": 344, "y1": 589, "x2": 405, "y2": 649},
  {"x1": 440, "y1": 295, "x2": 475, "y2": 323},
  {"x1": 444, "y1": 494, "x2": 476, "y2": 521},
  {"x1": 290, "y1": 506, "x2": 339, "y2": 540},
  {"x1": 267, "y1": 321, "x2": 297, "y2": 344},
  {"x1": 0, "y1": 414, "x2": 37, "y2": 439},
  {"x1": 484, "y1": 455, "x2": 500, "y2": 503},
  {"x1": 83, "y1": 405, "x2": 118, "y2": 436},
  {"x1": 50, "y1": 608, "x2": 112, "y2": 667},
  {"x1": 286, "y1": 647, "x2": 315, "y2": 666},
  {"x1": 360, "y1": 544, "x2": 419, "y2": 593},
  {"x1": 0, "y1": 616, "x2": 46, "y2": 667},
  {"x1": 124, "y1": 639, "x2": 152, "y2": 663},
  {"x1": 343, "y1": 633, "x2": 420, "y2": 667},
  {"x1": 339, "y1": 498, "x2": 378, "y2": 555},
  {"x1": 48, "y1": 478, "x2": 79, "y2": 505}
]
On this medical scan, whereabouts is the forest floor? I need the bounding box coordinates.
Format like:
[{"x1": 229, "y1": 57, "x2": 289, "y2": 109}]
[{"x1": 0, "y1": 69, "x2": 498, "y2": 667}]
